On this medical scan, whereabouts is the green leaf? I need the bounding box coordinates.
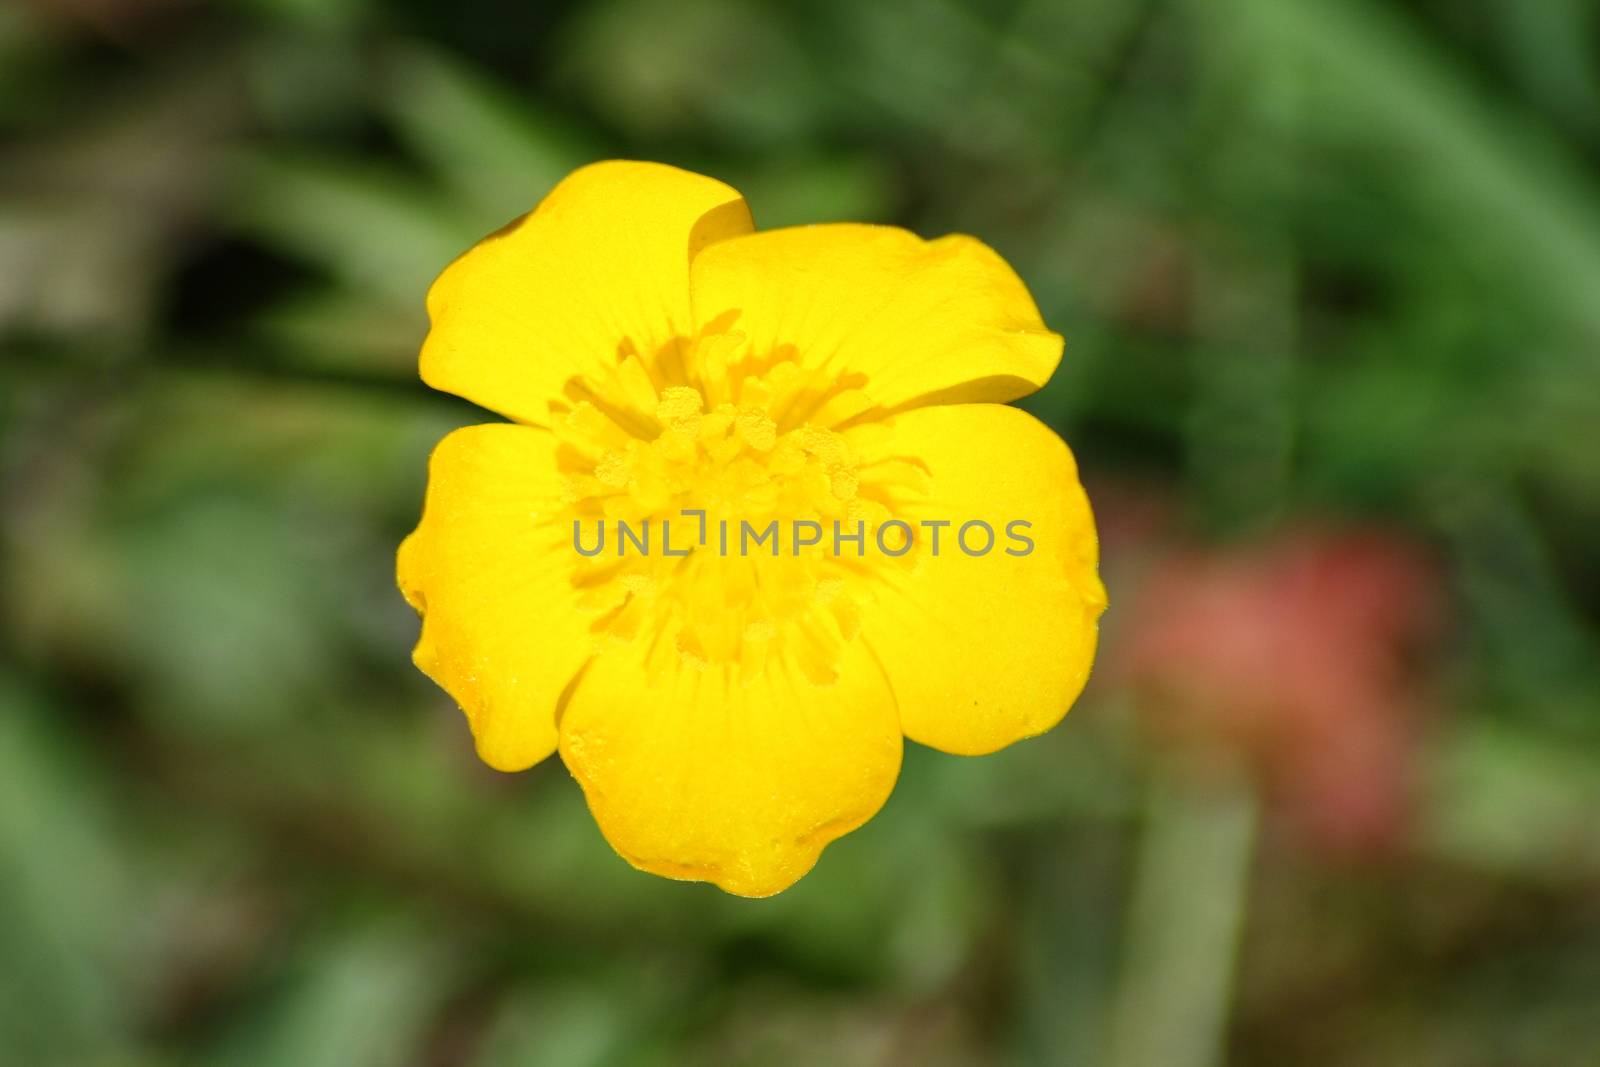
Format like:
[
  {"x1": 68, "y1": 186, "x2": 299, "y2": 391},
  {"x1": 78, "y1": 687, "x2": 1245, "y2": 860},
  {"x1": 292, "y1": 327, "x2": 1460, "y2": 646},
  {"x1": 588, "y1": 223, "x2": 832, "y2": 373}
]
[
  {"x1": 0, "y1": 676, "x2": 133, "y2": 1063},
  {"x1": 378, "y1": 43, "x2": 590, "y2": 227},
  {"x1": 1224, "y1": 0, "x2": 1600, "y2": 334},
  {"x1": 212, "y1": 924, "x2": 454, "y2": 1067},
  {"x1": 226, "y1": 151, "x2": 472, "y2": 307}
]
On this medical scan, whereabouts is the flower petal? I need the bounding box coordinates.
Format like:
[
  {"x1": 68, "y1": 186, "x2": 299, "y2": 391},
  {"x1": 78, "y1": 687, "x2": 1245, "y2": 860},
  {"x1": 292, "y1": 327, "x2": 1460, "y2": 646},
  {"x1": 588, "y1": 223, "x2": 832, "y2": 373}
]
[
  {"x1": 688, "y1": 224, "x2": 1062, "y2": 416},
  {"x1": 398, "y1": 423, "x2": 594, "y2": 770},
  {"x1": 422, "y1": 160, "x2": 754, "y2": 424},
  {"x1": 856, "y1": 404, "x2": 1105, "y2": 755},
  {"x1": 557, "y1": 640, "x2": 902, "y2": 897}
]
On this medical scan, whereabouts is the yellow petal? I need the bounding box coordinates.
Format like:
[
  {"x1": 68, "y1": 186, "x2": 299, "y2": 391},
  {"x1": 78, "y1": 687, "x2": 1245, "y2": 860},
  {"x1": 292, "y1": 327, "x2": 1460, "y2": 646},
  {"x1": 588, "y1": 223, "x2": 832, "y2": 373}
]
[
  {"x1": 688, "y1": 224, "x2": 1062, "y2": 417},
  {"x1": 398, "y1": 423, "x2": 594, "y2": 770},
  {"x1": 558, "y1": 639, "x2": 902, "y2": 897},
  {"x1": 855, "y1": 404, "x2": 1105, "y2": 756},
  {"x1": 422, "y1": 161, "x2": 754, "y2": 424}
]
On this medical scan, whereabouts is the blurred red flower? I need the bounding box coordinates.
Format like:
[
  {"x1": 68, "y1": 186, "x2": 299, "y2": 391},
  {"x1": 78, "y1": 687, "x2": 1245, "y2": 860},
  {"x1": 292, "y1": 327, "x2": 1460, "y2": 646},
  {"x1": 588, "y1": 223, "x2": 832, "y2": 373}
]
[{"x1": 1115, "y1": 525, "x2": 1440, "y2": 856}]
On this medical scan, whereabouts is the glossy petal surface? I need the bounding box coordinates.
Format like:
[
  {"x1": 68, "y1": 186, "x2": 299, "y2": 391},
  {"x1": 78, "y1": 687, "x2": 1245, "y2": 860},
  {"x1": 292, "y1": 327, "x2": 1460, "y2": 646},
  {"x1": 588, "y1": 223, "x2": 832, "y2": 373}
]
[{"x1": 422, "y1": 160, "x2": 753, "y2": 425}]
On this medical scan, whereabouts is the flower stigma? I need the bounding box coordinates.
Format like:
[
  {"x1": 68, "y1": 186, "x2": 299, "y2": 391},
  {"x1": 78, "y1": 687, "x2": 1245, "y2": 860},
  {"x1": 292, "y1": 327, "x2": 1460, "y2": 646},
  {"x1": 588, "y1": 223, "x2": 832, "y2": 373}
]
[{"x1": 552, "y1": 320, "x2": 931, "y2": 685}]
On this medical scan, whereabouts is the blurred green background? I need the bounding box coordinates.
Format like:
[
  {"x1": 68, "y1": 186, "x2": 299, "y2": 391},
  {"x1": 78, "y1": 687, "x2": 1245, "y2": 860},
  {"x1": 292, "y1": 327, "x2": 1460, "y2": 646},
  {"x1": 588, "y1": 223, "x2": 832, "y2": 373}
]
[{"x1": 4, "y1": 0, "x2": 1600, "y2": 1064}]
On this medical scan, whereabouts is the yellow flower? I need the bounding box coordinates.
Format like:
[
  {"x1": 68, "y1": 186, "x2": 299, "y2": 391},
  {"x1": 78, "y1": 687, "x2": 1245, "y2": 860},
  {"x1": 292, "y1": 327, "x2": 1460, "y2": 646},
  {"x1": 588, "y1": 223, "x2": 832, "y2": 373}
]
[{"x1": 398, "y1": 161, "x2": 1106, "y2": 896}]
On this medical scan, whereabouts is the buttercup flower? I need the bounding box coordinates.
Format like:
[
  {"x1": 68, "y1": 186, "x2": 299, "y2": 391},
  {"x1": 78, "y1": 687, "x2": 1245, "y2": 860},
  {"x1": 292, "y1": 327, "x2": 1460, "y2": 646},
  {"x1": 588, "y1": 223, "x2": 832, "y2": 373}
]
[{"x1": 398, "y1": 161, "x2": 1106, "y2": 896}]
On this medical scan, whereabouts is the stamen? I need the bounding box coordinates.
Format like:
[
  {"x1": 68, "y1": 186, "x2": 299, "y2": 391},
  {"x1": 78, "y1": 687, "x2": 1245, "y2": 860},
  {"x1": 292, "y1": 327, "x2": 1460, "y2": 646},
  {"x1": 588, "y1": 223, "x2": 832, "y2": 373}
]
[{"x1": 552, "y1": 327, "x2": 927, "y2": 683}]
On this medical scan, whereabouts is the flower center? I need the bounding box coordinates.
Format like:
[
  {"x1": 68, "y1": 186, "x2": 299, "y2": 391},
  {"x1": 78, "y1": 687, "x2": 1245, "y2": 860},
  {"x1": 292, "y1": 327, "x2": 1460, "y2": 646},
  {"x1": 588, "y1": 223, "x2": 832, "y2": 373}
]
[{"x1": 552, "y1": 328, "x2": 926, "y2": 683}]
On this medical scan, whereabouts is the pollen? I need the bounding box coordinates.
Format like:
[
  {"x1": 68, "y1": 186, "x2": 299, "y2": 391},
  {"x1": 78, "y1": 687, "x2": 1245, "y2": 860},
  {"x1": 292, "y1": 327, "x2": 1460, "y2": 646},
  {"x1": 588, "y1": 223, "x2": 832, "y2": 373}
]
[{"x1": 552, "y1": 328, "x2": 925, "y2": 683}]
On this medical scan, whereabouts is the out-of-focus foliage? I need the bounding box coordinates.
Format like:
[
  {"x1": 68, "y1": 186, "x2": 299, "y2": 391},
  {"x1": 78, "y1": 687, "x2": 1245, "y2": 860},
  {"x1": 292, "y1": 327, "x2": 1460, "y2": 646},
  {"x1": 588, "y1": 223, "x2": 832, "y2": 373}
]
[{"x1": 3, "y1": 1, "x2": 1599, "y2": 1065}]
